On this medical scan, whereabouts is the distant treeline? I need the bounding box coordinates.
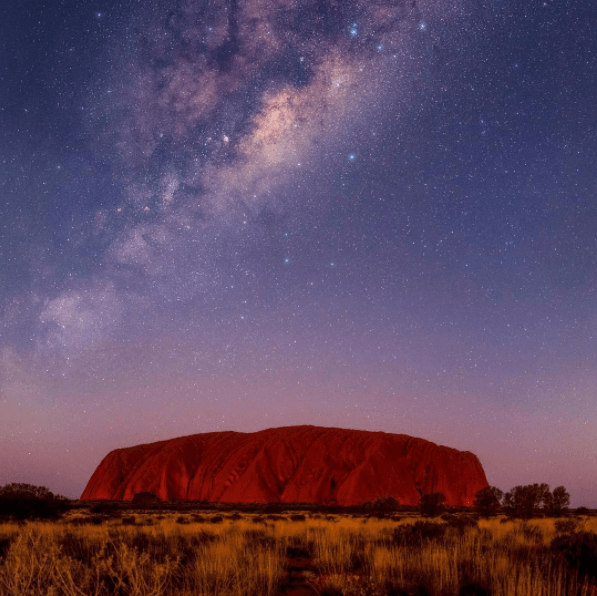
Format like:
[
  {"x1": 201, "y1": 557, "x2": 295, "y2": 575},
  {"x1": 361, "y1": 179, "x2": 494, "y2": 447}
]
[{"x1": 1, "y1": 482, "x2": 594, "y2": 521}]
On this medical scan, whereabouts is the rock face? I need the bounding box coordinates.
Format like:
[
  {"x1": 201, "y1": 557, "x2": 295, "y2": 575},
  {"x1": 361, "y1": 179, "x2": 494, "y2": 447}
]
[{"x1": 81, "y1": 425, "x2": 488, "y2": 506}]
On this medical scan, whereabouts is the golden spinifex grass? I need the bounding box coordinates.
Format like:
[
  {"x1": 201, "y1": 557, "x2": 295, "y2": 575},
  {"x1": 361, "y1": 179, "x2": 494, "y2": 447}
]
[
  {"x1": 0, "y1": 516, "x2": 285, "y2": 596},
  {"x1": 309, "y1": 516, "x2": 597, "y2": 596},
  {"x1": 0, "y1": 513, "x2": 595, "y2": 596}
]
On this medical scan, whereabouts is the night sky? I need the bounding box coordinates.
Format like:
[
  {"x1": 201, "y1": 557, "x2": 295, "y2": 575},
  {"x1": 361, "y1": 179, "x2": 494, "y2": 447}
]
[{"x1": 1, "y1": 0, "x2": 596, "y2": 505}]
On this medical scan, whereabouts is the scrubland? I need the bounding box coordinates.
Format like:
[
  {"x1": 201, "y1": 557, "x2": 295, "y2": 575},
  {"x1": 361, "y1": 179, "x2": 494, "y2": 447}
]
[{"x1": 0, "y1": 510, "x2": 596, "y2": 596}]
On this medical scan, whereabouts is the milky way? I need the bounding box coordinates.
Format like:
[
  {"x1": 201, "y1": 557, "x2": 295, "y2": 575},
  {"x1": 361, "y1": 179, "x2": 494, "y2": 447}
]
[
  {"x1": 1, "y1": 0, "x2": 596, "y2": 503},
  {"x1": 18, "y1": 0, "x2": 475, "y2": 357}
]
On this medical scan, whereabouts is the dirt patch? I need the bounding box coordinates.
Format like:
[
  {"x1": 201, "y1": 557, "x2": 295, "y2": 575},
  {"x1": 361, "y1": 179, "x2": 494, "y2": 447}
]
[{"x1": 277, "y1": 546, "x2": 319, "y2": 596}]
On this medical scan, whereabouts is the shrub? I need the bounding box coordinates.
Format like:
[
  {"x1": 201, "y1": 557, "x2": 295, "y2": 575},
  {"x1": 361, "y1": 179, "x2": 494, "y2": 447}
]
[
  {"x1": 0, "y1": 537, "x2": 13, "y2": 559},
  {"x1": 575, "y1": 507, "x2": 591, "y2": 516},
  {"x1": 370, "y1": 496, "x2": 400, "y2": 515},
  {"x1": 554, "y1": 519, "x2": 579, "y2": 534},
  {"x1": 0, "y1": 483, "x2": 60, "y2": 500},
  {"x1": 0, "y1": 483, "x2": 70, "y2": 521},
  {"x1": 551, "y1": 531, "x2": 597, "y2": 580},
  {"x1": 89, "y1": 501, "x2": 122, "y2": 516},
  {"x1": 263, "y1": 503, "x2": 283, "y2": 514},
  {"x1": 419, "y1": 492, "x2": 446, "y2": 517},
  {"x1": 521, "y1": 523, "x2": 543, "y2": 543},
  {"x1": 138, "y1": 517, "x2": 154, "y2": 526},
  {"x1": 393, "y1": 521, "x2": 447, "y2": 547},
  {"x1": 446, "y1": 515, "x2": 478, "y2": 534},
  {"x1": 131, "y1": 492, "x2": 162, "y2": 508},
  {"x1": 244, "y1": 530, "x2": 278, "y2": 550}
]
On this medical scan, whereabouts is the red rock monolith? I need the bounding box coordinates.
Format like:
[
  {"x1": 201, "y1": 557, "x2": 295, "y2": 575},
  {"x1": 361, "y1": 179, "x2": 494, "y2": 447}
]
[{"x1": 81, "y1": 425, "x2": 488, "y2": 506}]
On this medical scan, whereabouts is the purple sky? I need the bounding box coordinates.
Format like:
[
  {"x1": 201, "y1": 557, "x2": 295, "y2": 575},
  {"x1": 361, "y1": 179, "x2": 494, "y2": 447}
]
[{"x1": 1, "y1": 0, "x2": 596, "y2": 506}]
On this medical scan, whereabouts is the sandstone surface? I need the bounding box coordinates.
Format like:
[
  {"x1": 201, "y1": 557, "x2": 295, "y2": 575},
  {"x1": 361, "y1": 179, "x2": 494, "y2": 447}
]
[{"x1": 81, "y1": 425, "x2": 488, "y2": 506}]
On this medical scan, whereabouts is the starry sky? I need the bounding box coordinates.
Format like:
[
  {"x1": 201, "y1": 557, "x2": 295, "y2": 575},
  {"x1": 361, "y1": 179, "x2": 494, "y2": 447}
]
[{"x1": 1, "y1": 0, "x2": 596, "y2": 505}]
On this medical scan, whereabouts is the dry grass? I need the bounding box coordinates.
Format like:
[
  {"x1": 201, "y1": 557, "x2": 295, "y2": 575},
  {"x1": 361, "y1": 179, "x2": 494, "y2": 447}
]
[
  {"x1": 0, "y1": 516, "x2": 284, "y2": 596},
  {"x1": 0, "y1": 513, "x2": 595, "y2": 595}
]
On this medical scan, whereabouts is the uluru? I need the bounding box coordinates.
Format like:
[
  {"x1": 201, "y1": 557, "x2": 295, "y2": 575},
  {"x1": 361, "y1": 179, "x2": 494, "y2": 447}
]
[{"x1": 81, "y1": 425, "x2": 488, "y2": 506}]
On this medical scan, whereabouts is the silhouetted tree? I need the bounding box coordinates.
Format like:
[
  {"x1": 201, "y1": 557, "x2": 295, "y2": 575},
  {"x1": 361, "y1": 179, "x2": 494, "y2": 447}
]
[
  {"x1": 0, "y1": 483, "x2": 69, "y2": 520},
  {"x1": 420, "y1": 492, "x2": 446, "y2": 517},
  {"x1": 549, "y1": 486, "x2": 571, "y2": 516},
  {"x1": 0, "y1": 483, "x2": 63, "y2": 499},
  {"x1": 503, "y1": 483, "x2": 551, "y2": 518},
  {"x1": 370, "y1": 496, "x2": 400, "y2": 515},
  {"x1": 473, "y1": 486, "x2": 504, "y2": 517}
]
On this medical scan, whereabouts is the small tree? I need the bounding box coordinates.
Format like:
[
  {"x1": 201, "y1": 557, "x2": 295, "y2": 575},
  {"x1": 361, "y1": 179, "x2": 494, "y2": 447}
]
[
  {"x1": 371, "y1": 496, "x2": 400, "y2": 515},
  {"x1": 550, "y1": 486, "x2": 571, "y2": 516},
  {"x1": 474, "y1": 486, "x2": 504, "y2": 517},
  {"x1": 420, "y1": 492, "x2": 446, "y2": 517},
  {"x1": 0, "y1": 483, "x2": 59, "y2": 500},
  {"x1": 503, "y1": 483, "x2": 551, "y2": 518},
  {"x1": 0, "y1": 483, "x2": 69, "y2": 520}
]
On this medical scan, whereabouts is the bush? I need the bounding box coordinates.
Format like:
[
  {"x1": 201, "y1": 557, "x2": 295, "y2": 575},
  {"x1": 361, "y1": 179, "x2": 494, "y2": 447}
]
[
  {"x1": 131, "y1": 492, "x2": 162, "y2": 508},
  {"x1": 89, "y1": 501, "x2": 122, "y2": 516},
  {"x1": 393, "y1": 522, "x2": 447, "y2": 547},
  {"x1": 370, "y1": 496, "x2": 400, "y2": 515},
  {"x1": 551, "y1": 531, "x2": 597, "y2": 580},
  {"x1": 262, "y1": 503, "x2": 283, "y2": 514},
  {"x1": 521, "y1": 523, "x2": 543, "y2": 543},
  {"x1": 446, "y1": 515, "x2": 478, "y2": 534},
  {"x1": 554, "y1": 519, "x2": 579, "y2": 534},
  {"x1": 419, "y1": 493, "x2": 446, "y2": 517},
  {"x1": 0, "y1": 537, "x2": 13, "y2": 559},
  {"x1": 0, "y1": 483, "x2": 70, "y2": 521}
]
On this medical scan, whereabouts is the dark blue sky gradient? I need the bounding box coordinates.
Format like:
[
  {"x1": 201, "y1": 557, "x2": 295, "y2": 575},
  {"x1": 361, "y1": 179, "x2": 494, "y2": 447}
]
[{"x1": 1, "y1": 0, "x2": 596, "y2": 504}]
